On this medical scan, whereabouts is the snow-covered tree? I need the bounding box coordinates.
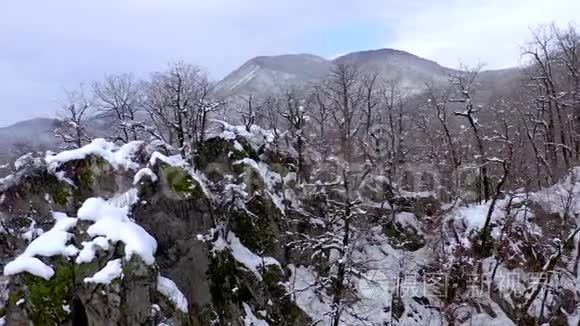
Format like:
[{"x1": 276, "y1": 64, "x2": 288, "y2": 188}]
[
  {"x1": 145, "y1": 62, "x2": 221, "y2": 157},
  {"x1": 289, "y1": 166, "x2": 372, "y2": 326},
  {"x1": 52, "y1": 89, "x2": 93, "y2": 149},
  {"x1": 92, "y1": 73, "x2": 144, "y2": 143}
]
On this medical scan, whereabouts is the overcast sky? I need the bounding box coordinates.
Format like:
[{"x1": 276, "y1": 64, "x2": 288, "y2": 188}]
[{"x1": 0, "y1": 0, "x2": 578, "y2": 127}]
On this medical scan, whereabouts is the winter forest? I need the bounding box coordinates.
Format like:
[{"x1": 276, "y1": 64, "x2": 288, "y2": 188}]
[{"x1": 1, "y1": 20, "x2": 580, "y2": 326}]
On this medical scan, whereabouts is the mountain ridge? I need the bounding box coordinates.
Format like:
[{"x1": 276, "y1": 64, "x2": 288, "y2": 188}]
[{"x1": 215, "y1": 47, "x2": 516, "y2": 97}]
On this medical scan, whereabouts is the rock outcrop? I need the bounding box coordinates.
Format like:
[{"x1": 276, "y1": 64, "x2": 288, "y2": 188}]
[{"x1": 0, "y1": 126, "x2": 310, "y2": 325}]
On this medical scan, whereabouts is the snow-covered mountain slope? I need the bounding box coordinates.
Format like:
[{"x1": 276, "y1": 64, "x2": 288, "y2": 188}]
[
  {"x1": 0, "y1": 118, "x2": 59, "y2": 156},
  {"x1": 215, "y1": 48, "x2": 520, "y2": 98},
  {"x1": 214, "y1": 54, "x2": 332, "y2": 96},
  {"x1": 333, "y1": 48, "x2": 458, "y2": 91}
]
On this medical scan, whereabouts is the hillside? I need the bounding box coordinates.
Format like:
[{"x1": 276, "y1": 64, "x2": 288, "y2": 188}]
[
  {"x1": 1, "y1": 124, "x2": 579, "y2": 325},
  {"x1": 0, "y1": 118, "x2": 58, "y2": 152}
]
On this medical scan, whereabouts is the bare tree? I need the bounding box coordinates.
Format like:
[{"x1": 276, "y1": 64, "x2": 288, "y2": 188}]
[
  {"x1": 523, "y1": 25, "x2": 573, "y2": 177},
  {"x1": 450, "y1": 66, "x2": 491, "y2": 202},
  {"x1": 145, "y1": 62, "x2": 219, "y2": 157},
  {"x1": 289, "y1": 168, "x2": 371, "y2": 326},
  {"x1": 375, "y1": 79, "x2": 407, "y2": 182},
  {"x1": 411, "y1": 83, "x2": 463, "y2": 198},
  {"x1": 235, "y1": 94, "x2": 260, "y2": 132},
  {"x1": 323, "y1": 64, "x2": 363, "y2": 164},
  {"x1": 93, "y1": 73, "x2": 144, "y2": 143},
  {"x1": 52, "y1": 89, "x2": 93, "y2": 149},
  {"x1": 280, "y1": 89, "x2": 309, "y2": 182},
  {"x1": 553, "y1": 23, "x2": 580, "y2": 159},
  {"x1": 360, "y1": 72, "x2": 380, "y2": 140},
  {"x1": 307, "y1": 85, "x2": 333, "y2": 158},
  {"x1": 478, "y1": 117, "x2": 521, "y2": 255}
]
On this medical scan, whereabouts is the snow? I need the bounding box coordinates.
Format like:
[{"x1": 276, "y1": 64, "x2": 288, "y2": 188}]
[
  {"x1": 399, "y1": 189, "x2": 436, "y2": 198},
  {"x1": 287, "y1": 265, "x2": 332, "y2": 322},
  {"x1": 213, "y1": 120, "x2": 275, "y2": 151},
  {"x1": 157, "y1": 276, "x2": 189, "y2": 313},
  {"x1": 45, "y1": 138, "x2": 143, "y2": 172},
  {"x1": 0, "y1": 174, "x2": 17, "y2": 189},
  {"x1": 242, "y1": 302, "x2": 270, "y2": 326},
  {"x1": 226, "y1": 64, "x2": 260, "y2": 91},
  {"x1": 233, "y1": 141, "x2": 245, "y2": 152},
  {"x1": 3, "y1": 212, "x2": 79, "y2": 280},
  {"x1": 149, "y1": 152, "x2": 188, "y2": 168},
  {"x1": 146, "y1": 152, "x2": 211, "y2": 200},
  {"x1": 234, "y1": 158, "x2": 286, "y2": 214},
  {"x1": 84, "y1": 259, "x2": 123, "y2": 284},
  {"x1": 107, "y1": 188, "x2": 139, "y2": 209},
  {"x1": 192, "y1": 170, "x2": 212, "y2": 198},
  {"x1": 3, "y1": 256, "x2": 55, "y2": 280},
  {"x1": 76, "y1": 236, "x2": 110, "y2": 264},
  {"x1": 14, "y1": 153, "x2": 43, "y2": 170},
  {"x1": 395, "y1": 211, "x2": 420, "y2": 231},
  {"x1": 78, "y1": 197, "x2": 129, "y2": 222},
  {"x1": 530, "y1": 178, "x2": 580, "y2": 215},
  {"x1": 78, "y1": 197, "x2": 157, "y2": 265},
  {"x1": 23, "y1": 229, "x2": 78, "y2": 258},
  {"x1": 21, "y1": 218, "x2": 43, "y2": 242},
  {"x1": 213, "y1": 232, "x2": 280, "y2": 280},
  {"x1": 52, "y1": 212, "x2": 79, "y2": 231},
  {"x1": 457, "y1": 203, "x2": 491, "y2": 232},
  {"x1": 133, "y1": 167, "x2": 158, "y2": 185},
  {"x1": 286, "y1": 225, "x2": 446, "y2": 326},
  {"x1": 4, "y1": 194, "x2": 155, "y2": 282},
  {"x1": 54, "y1": 170, "x2": 75, "y2": 186}
]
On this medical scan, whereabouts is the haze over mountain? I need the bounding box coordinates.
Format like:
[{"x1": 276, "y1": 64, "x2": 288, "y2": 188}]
[
  {"x1": 0, "y1": 47, "x2": 521, "y2": 163},
  {"x1": 214, "y1": 54, "x2": 333, "y2": 95},
  {"x1": 214, "y1": 48, "x2": 515, "y2": 97}
]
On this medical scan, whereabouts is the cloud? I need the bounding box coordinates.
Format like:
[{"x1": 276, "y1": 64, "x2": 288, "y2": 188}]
[
  {"x1": 0, "y1": 0, "x2": 389, "y2": 125},
  {"x1": 387, "y1": 0, "x2": 580, "y2": 69},
  {"x1": 0, "y1": 0, "x2": 577, "y2": 126}
]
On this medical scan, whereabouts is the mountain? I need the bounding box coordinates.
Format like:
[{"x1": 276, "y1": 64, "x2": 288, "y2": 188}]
[
  {"x1": 216, "y1": 48, "x2": 465, "y2": 97},
  {"x1": 0, "y1": 114, "x2": 116, "y2": 163},
  {"x1": 0, "y1": 118, "x2": 59, "y2": 159},
  {"x1": 215, "y1": 48, "x2": 522, "y2": 99},
  {"x1": 0, "y1": 118, "x2": 58, "y2": 142},
  {"x1": 333, "y1": 48, "x2": 459, "y2": 91},
  {"x1": 214, "y1": 54, "x2": 332, "y2": 96}
]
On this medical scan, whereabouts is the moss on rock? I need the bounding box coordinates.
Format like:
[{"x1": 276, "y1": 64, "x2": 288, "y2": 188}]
[
  {"x1": 207, "y1": 250, "x2": 253, "y2": 321},
  {"x1": 161, "y1": 165, "x2": 204, "y2": 200},
  {"x1": 20, "y1": 259, "x2": 75, "y2": 325},
  {"x1": 231, "y1": 195, "x2": 278, "y2": 255},
  {"x1": 48, "y1": 182, "x2": 72, "y2": 207}
]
